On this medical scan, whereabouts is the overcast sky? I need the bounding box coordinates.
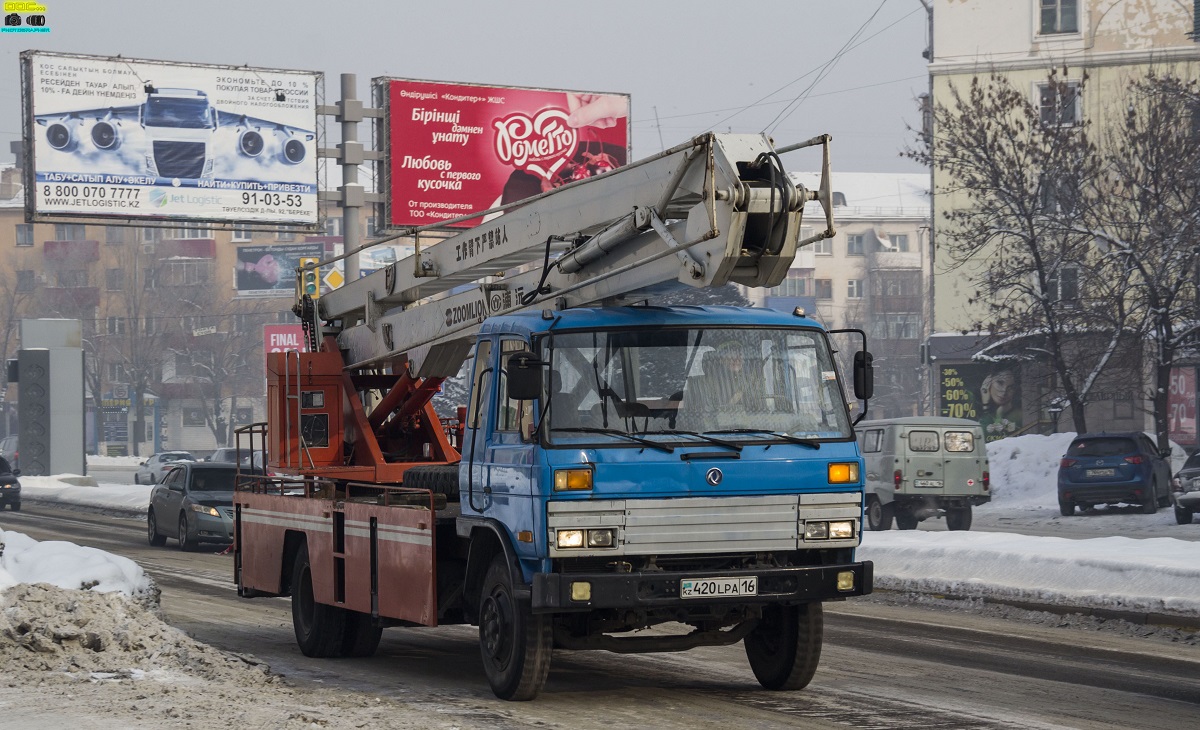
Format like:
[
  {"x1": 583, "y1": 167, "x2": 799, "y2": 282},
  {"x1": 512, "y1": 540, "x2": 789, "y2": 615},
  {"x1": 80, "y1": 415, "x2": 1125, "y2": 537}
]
[{"x1": 0, "y1": 0, "x2": 931, "y2": 173}]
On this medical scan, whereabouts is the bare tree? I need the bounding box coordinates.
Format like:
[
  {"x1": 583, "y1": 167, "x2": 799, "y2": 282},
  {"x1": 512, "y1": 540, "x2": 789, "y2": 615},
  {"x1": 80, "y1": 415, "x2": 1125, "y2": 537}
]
[
  {"x1": 911, "y1": 71, "x2": 1128, "y2": 432},
  {"x1": 1086, "y1": 71, "x2": 1200, "y2": 452}
]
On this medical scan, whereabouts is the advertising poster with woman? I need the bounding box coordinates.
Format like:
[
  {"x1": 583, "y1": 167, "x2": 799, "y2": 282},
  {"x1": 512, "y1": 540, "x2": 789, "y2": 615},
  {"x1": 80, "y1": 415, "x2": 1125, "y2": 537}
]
[
  {"x1": 939, "y1": 363, "x2": 1024, "y2": 442},
  {"x1": 235, "y1": 243, "x2": 324, "y2": 297},
  {"x1": 380, "y1": 78, "x2": 630, "y2": 228}
]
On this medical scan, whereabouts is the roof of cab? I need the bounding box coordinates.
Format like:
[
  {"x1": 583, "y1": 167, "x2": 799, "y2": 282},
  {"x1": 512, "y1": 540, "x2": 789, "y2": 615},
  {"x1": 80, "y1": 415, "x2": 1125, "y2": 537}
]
[{"x1": 478, "y1": 305, "x2": 824, "y2": 338}]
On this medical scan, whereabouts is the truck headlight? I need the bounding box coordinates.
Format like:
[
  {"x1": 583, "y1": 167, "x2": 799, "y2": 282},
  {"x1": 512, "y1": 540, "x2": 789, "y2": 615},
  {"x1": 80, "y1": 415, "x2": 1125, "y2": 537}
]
[
  {"x1": 828, "y1": 520, "x2": 854, "y2": 539},
  {"x1": 556, "y1": 530, "x2": 585, "y2": 548},
  {"x1": 587, "y1": 528, "x2": 615, "y2": 547},
  {"x1": 804, "y1": 521, "x2": 829, "y2": 540},
  {"x1": 554, "y1": 468, "x2": 593, "y2": 491},
  {"x1": 828, "y1": 462, "x2": 860, "y2": 484}
]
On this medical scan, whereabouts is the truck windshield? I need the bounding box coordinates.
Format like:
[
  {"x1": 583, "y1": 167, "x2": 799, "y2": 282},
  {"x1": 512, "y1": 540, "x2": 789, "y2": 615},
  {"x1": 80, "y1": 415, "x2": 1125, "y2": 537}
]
[
  {"x1": 144, "y1": 97, "x2": 213, "y2": 129},
  {"x1": 545, "y1": 327, "x2": 852, "y2": 445}
]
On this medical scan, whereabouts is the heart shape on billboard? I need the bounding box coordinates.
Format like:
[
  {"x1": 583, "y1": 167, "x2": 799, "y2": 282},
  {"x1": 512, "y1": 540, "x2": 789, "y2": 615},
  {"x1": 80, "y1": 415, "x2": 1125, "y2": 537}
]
[{"x1": 493, "y1": 109, "x2": 578, "y2": 181}]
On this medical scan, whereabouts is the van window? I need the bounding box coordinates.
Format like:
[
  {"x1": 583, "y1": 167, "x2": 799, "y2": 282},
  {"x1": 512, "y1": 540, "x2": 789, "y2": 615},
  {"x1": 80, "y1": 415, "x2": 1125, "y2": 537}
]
[
  {"x1": 944, "y1": 431, "x2": 974, "y2": 452},
  {"x1": 858, "y1": 429, "x2": 883, "y2": 453},
  {"x1": 908, "y1": 430, "x2": 940, "y2": 452}
]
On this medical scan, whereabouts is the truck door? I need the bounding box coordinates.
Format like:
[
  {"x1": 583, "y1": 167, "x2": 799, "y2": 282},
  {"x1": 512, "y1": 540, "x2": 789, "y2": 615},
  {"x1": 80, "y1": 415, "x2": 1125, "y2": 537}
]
[
  {"x1": 487, "y1": 340, "x2": 537, "y2": 508},
  {"x1": 903, "y1": 428, "x2": 945, "y2": 495}
]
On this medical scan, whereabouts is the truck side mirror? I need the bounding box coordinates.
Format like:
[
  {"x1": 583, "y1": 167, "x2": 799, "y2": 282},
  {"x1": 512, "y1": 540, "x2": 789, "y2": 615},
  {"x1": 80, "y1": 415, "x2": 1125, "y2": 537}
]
[
  {"x1": 853, "y1": 351, "x2": 874, "y2": 400},
  {"x1": 506, "y1": 351, "x2": 544, "y2": 401}
]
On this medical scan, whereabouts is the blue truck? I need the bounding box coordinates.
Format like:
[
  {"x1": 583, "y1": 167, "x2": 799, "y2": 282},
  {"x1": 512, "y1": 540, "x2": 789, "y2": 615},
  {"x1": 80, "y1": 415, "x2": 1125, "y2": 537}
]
[{"x1": 234, "y1": 133, "x2": 874, "y2": 700}]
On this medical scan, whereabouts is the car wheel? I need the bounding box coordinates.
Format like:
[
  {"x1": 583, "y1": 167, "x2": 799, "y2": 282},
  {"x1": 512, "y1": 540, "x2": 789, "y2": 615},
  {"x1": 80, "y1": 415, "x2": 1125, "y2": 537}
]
[
  {"x1": 945, "y1": 505, "x2": 972, "y2": 531},
  {"x1": 479, "y1": 554, "x2": 552, "y2": 700},
  {"x1": 1058, "y1": 499, "x2": 1075, "y2": 517},
  {"x1": 1141, "y1": 482, "x2": 1158, "y2": 514},
  {"x1": 1176, "y1": 505, "x2": 1194, "y2": 525},
  {"x1": 865, "y1": 496, "x2": 893, "y2": 531},
  {"x1": 9, "y1": 501, "x2": 18, "y2": 512},
  {"x1": 178, "y1": 513, "x2": 194, "y2": 551},
  {"x1": 895, "y1": 511, "x2": 919, "y2": 530},
  {"x1": 147, "y1": 509, "x2": 167, "y2": 547},
  {"x1": 134, "y1": 473, "x2": 141, "y2": 485},
  {"x1": 744, "y1": 601, "x2": 823, "y2": 691}
]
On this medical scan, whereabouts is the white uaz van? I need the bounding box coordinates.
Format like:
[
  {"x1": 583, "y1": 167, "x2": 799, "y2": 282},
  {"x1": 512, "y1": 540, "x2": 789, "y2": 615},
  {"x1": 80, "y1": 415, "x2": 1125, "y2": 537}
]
[{"x1": 856, "y1": 416, "x2": 990, "y2": 531}]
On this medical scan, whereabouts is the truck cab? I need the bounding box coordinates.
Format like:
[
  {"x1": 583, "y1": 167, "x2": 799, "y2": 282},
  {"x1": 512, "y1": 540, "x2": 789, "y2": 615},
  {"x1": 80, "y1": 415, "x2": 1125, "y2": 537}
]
[
  {"x1": 140, "y1": 88, "x2": 217, "y2": 180},
  {"x1": 856, "y1": 416, "x2": 990, "y2": 531}
]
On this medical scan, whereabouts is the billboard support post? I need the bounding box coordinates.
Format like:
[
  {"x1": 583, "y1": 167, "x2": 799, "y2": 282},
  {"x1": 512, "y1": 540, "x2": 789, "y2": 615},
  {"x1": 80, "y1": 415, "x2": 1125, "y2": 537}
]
[{"x1": 340, "y1": 73, "x2": 362, "y2": 282}]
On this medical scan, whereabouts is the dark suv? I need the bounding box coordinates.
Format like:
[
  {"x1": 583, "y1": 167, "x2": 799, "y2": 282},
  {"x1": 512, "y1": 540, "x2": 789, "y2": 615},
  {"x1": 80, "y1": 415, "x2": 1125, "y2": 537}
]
[{"x1": 1057, "y1": 432, "x2": 1172, "y2": 515}]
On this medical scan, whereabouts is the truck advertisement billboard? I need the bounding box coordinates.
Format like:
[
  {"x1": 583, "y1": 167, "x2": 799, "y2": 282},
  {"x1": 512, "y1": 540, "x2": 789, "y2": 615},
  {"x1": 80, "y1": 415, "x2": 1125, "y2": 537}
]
[
  {"x1": 377, "y1": 78, "x2": 629, "y2": 228},
  {"x1": 235, "y1": 242, "x2": 324, "y2": 298},
  {"x1": 22, "y1": 51, "x2": 321, "y2": 226}
]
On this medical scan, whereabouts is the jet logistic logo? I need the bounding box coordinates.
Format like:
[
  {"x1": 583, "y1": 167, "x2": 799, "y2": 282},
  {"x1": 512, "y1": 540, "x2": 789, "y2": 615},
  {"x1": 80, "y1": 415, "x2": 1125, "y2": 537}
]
[{"x1": 2, "y1": 1, "x2": 49, "y2": 33}]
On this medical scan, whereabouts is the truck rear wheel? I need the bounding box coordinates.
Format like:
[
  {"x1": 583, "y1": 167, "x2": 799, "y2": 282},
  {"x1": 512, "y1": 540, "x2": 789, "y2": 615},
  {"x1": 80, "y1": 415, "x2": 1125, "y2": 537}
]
[
  {"x1": 744, "y1": 601, "x2": 823, "y2": 690},
  {"x1": 945, "y1": 505, "x2": 972, "y2": 531},
  {"x1": 291, "y1": 543, "x2": 347, "y2": 658},
  {"x1": 479, "y1": 555, "x2": 551, "y2": 700},
  {"x1": 342, "y1": 610, "x2": 383, "y2": 657},
  {"x1": 865, "y1": 496, "x2": 893, "y2": 531}
]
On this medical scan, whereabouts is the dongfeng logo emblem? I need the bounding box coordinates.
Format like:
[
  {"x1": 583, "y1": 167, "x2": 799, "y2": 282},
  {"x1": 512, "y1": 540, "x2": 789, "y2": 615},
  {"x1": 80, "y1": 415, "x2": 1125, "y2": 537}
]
[{"x1": 705, "y1": 467, "x2": 723, "y2": 486}]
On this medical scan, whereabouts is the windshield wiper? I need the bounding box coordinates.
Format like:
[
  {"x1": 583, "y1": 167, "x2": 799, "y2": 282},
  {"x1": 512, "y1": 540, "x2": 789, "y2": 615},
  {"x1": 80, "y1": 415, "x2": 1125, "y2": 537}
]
[
  {"x1": 641, "y1": 430, "x2": 742, "y2": 452},
  {"x1": 551, "y1": 427, "x2": 675, "y2": 453},
  {"x1": 705, "y1": 429, "x2": 821, "y2": 449}
]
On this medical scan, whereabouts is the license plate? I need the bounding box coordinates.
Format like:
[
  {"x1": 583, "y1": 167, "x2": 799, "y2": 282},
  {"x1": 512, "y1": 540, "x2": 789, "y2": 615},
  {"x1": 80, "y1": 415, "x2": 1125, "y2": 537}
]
[
  {"x1": 914, "y1": 479, "x2": 943, "y2": 487},
  {"x1": 1087, "y1": 468, "x2": 1115, "y2": 477},
  {"x1": 680, "y1": 576, "x2": 758, "y2": 599}
]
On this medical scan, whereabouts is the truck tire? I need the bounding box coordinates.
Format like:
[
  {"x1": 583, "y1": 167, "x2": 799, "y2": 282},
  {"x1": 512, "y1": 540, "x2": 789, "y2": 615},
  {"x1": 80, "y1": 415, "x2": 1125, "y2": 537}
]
[
  {"x1": 744, "y1": 601, "x2": 823, "y2": 691},
  {"x1": 865, "y1": 496, "x2": 893, "y2": 531},
  {"x1": 404, "y1": 464, "x2": 461, "y2": 499},
  {"x1": 895, "y1": 511, "x2": 919, "y2": 530},
  {"x1": 291, "y1": 543, "x2": 347, "y2": 658},
  {"x1": 342, "y1": 610, "x2": 383, "y2": 657},
  {"x1": 479, "y1": 555, "x2": 551, "y2": 700},
  {"x1": 945, "y1": 505, "x2": 972, "y2": 531}
]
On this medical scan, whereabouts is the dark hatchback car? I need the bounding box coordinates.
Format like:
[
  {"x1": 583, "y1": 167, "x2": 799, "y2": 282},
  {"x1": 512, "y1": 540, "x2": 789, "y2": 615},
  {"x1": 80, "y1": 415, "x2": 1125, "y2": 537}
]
[
  {"x1": 147, "y1": 462, "x2": 249, "y2": 550},
  {"x1": 1057, "y1": 432, "x2": 1172, "y2": 515}
]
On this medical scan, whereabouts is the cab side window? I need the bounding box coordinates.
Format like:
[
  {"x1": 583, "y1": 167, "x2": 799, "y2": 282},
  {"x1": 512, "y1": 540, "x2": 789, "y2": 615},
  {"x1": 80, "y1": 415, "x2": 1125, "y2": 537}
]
[
  {"x1": 859, "y1": 429, "x2": 883, "y2": 453},
  {"x1": 467, "y1": 340, "x2": 494, "y2": 429},
  {"x1": 498, "y1": 339, "x2": 535, "y2": 441}
]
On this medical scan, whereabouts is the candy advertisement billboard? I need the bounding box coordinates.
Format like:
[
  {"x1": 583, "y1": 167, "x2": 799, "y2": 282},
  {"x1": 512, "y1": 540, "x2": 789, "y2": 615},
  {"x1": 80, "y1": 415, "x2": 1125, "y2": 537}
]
[
  {"x1": 378, "y1": 78, "x2": 630, "y2": 228},
  {"x1": 22, "y1": 51, "x2": 321, "y2": 225}
]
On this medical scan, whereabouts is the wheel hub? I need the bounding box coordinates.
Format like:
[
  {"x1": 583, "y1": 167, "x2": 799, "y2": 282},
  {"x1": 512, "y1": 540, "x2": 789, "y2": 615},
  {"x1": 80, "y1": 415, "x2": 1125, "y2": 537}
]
[{"x1": 480, "y1": 591, "x2": 513, "y2": 669}]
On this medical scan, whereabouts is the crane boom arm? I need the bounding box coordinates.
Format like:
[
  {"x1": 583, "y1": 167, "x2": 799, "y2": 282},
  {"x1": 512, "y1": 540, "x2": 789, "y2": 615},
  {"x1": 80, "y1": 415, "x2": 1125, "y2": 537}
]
[{"x1": 312, "y1": 133, "x2": 834, "y2": 376}]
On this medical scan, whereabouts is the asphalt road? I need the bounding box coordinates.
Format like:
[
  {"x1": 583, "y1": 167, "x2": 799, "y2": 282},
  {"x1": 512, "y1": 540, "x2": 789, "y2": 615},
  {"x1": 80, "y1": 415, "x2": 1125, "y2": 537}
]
[{"x1": 2, "y1": 503, "x2": 1197, "y2": 729}]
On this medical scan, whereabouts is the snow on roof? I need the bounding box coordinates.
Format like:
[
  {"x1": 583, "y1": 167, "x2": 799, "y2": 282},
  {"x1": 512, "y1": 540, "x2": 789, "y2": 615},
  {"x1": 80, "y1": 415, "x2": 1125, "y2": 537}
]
[{"x1": 789, "y1": 171, "x2": 929, "y2": 220}]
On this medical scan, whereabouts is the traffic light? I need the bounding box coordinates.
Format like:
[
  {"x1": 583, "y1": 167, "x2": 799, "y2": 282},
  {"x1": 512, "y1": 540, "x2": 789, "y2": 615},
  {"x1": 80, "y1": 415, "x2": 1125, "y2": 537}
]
[{"x1": 299, "y1": 257, "x2": 320, "y2": 300}]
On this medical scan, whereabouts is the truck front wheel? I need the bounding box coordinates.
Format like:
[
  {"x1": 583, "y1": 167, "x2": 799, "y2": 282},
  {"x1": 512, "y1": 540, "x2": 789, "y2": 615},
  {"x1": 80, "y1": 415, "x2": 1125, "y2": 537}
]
[
  {"x1": 479, "y1": 555, "x2": 551, "y2": 700},
  {"x1": 744, "y1": 601, "x2": 823, "y2": 690},
  {"x1": 291, "y1": 543, "x2": 347, "y2": 658}
]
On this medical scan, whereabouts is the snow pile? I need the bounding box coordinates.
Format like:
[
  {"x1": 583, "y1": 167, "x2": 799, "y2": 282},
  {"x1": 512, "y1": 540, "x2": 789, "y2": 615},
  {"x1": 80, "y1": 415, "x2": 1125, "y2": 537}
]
[
  {"x1": 20, "y1": 474, "x2": 153, "y2": 512},
  {"x1": 859, "y1": 531, "x2": 1200, "y2": 616},
  {"x1": 0, "y1": 529, "x2": 153, "y2": 597}
]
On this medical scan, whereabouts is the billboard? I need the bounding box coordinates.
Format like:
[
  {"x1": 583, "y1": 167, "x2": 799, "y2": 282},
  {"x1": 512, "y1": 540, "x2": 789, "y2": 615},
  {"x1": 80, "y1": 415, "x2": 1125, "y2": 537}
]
[
  {"x1": 22, "y1": 51, "x2": 321, "y2": 225},
  {"x1": 939, "y1": 363, "x2": 1024, "y2": 442},
  {"x1": 377, "y1": 78, "x2": 630, "y2": 228},
  {"x1": 235, "y1": 243, "x2": 325, "y2": 298},
  {"x1": 263, "y1": 324, "x2": 307, "y2": 374},
  {"x1": 1169, "y1": 367, "x2": 1196, "y2": 447}
]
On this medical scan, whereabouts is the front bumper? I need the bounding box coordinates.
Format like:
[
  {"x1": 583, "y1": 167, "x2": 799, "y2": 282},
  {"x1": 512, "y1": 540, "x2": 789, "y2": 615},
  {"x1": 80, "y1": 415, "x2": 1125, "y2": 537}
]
[
  {"x1": 0, "y1": 485, "x2": 19, "y2": 503},
  {"x1": 532, "y1": 560, "x2": 873, "y2": 613},
  {"x1": 193, "y1": 514, "x2": 234, "y2": 543},
  {"x1": 1174, "y1": 490, "x2": 1200, "y2": 511}
]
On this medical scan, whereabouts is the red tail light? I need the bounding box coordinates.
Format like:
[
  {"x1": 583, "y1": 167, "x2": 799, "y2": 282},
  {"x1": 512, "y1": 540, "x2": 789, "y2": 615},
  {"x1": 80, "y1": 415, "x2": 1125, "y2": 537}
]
[
  {"x1": 1124, "y1": 455, "x2": 1143, "y2": 464},
  {"x1": 1060, "y1": 458, "x2": 1077, "y2": 468},
  {"x1": 982, "y1": 471, "x2": 990, "y2": 491},
  {"x1": 893, "y1": 470, "x2": 903, "y2": 489}
]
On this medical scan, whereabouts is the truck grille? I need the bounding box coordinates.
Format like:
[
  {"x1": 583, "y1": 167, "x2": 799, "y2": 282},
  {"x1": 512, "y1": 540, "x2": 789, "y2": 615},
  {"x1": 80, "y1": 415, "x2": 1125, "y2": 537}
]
[
  {"x1": 547, "y1": 493, "x2": 860, "y2": 558},
  {"x1": 153, "y1": 141, "x2": 206, "y2": 178}
]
